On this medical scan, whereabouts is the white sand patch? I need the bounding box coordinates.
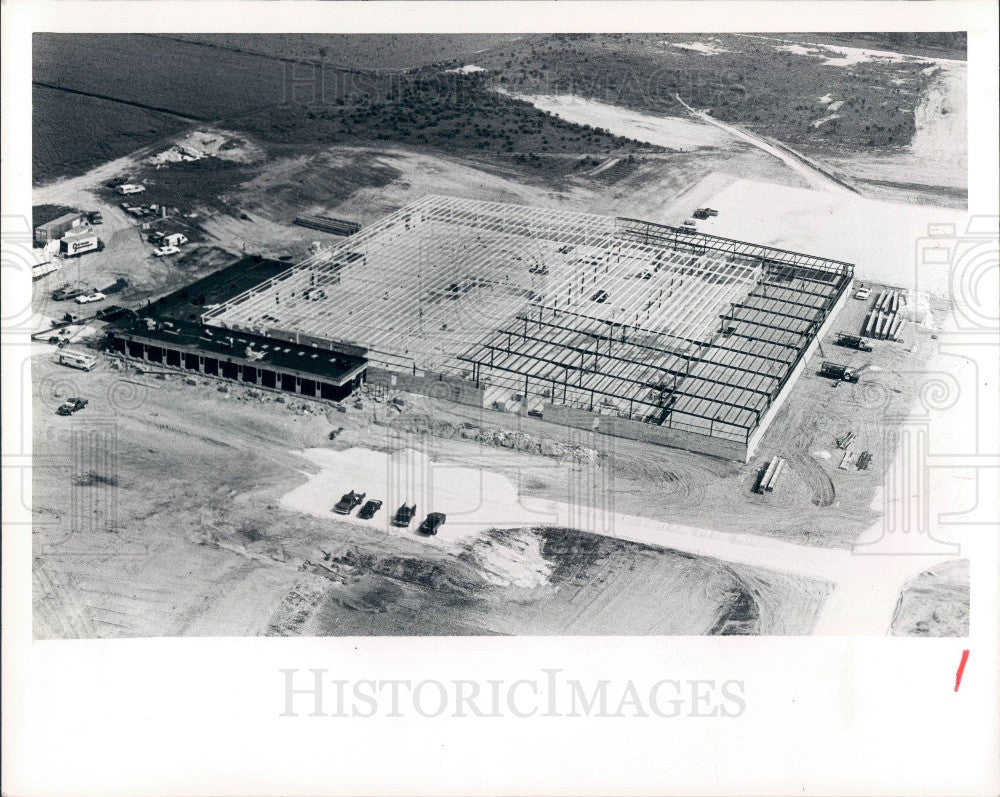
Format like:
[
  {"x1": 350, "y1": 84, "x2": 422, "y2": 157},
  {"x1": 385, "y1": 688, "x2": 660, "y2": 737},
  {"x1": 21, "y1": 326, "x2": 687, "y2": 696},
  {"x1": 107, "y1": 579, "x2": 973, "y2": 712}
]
[
  {"x1": 498, "y1": 90, "x2": 733, "y2": 150},
  {"x1": 778, "y1": 44, "x2": 815, "y2": 57},
  {"x1": 812, "y1": 114, "x2": 841, "y2": 128},
  {"x1": 280, "y1": 445, "x2": 969, "y2": 635},
  {"x1": 688, "y1": 176, "x2": 968, "y2": 294},
  {"x1": 818, "y1": 93, "x2": 834, "y2": 104},
  {"x1": 827, "y1": 100, "x2": 844, "y2": 112},
  {"x1": 671, "y1": 41, "x2": 728, "y2": 56},
  {"x1": 148, "y1": 129, "x2": 262, "y2": 166},
  {"x1": 459, "y1": 529, "x2": 553, "y2": 588},
  {"x1": 445, "y1": 64, "x2": 486, "y2": 74}
]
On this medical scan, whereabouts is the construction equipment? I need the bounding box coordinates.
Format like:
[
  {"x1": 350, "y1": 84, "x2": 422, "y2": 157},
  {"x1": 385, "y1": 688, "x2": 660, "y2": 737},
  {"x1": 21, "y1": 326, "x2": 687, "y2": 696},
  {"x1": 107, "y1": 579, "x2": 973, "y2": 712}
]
[
  {"x1": 836, "y1": 431, "x2": 856, "y2": 450},
  {"x1": 835, "y1": 332, "x2": 872, "y2": 352},
  {"x1": 856, "y1": 451, "x2": 873, "y2": 470},
  {"x1": 820, "y1": 361, "x2": 861, "y2": 383}
]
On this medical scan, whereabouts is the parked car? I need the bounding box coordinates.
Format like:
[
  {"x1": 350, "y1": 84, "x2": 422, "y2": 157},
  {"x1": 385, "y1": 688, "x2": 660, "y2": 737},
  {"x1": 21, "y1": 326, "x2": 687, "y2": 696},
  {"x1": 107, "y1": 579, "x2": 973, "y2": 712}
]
[
  {"x1": 357, "y1": 499, "x2": 383, "y2": 519},
  {"x1": 418, "y1": 512, "x2": 446, "y2": 536},
  {"x1": 51, "y1": 286, "x2": 88, "y2": 302},
  {"x1": 153, "y1": 245, "x2": 181, "y2": 257},
  {"x1": 147, "y1": 231, "x2": 165, "y2": 244},
  {"x1": 56, "y1": 397, "x2": 88, "y2": 416},
  {"x1": 75, "y1": 291, "x2": 106, "y2": 304},
  {"x1": 392, "y1": 503, "x2": 417, "y2": 527},
  {"x1": 854, "y1": 286, "x2": 872, "y2": 300},
  {"x1": 88, "y1": 211, "x2": 103, "y2": 225},
  {"x1": 333, "y1": 490, "x2": 365, "y2": 515}
]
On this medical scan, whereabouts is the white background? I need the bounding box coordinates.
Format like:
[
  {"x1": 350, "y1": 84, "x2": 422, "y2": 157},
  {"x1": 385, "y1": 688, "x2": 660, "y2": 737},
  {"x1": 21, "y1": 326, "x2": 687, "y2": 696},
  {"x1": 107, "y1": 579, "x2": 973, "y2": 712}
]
[{"x1": 3, "y1": 2, "x2": 998, "y2": 795}]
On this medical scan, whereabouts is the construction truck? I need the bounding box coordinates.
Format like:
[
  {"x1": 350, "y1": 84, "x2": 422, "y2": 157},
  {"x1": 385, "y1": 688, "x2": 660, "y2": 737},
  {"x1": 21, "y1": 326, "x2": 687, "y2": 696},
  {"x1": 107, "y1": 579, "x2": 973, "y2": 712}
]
[
  {"x1": 835, "y1": 332, "x2": 873, "y2": 352},
  {"x1": 820, "y1": 361, "x2": 861, "y2": 383}
]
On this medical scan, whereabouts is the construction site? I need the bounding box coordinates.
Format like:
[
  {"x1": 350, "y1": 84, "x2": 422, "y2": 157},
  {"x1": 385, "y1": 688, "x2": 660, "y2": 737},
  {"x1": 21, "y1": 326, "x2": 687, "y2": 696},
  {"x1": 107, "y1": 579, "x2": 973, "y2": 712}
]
[{"x1": 183, "y1": 195, "x2": 854, "y2": 461}]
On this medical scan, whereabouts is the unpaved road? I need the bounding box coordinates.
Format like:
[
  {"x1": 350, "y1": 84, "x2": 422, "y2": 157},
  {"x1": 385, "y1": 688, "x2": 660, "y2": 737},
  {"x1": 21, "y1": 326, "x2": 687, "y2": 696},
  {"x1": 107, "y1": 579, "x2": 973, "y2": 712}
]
[
  {"x1": 280, "y1": 444, "x2": 962, "y2": 636},
  {"x1": 671, "y1": 93, "x2": 857, "y2": 195}
]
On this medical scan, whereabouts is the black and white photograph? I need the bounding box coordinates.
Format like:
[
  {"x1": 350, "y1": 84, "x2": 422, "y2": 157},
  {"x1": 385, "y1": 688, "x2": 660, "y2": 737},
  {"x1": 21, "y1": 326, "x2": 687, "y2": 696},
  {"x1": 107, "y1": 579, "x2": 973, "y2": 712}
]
[
  {"x1": 27, "y1": 29, "x2": 974, "y2": 638},
  {"x1": 3, "y1": 2, "x2": 998, "y2": 795}
]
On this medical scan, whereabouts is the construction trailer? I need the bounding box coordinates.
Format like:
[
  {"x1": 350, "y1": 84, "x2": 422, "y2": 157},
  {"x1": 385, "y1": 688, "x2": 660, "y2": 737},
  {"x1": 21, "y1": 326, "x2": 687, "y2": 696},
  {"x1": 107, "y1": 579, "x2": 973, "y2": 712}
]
[
  {"x1": 56, "y1": 350, "x2": 98, "y2": 371},
  {"x1": 34, "y1": 211, "x2": 87, "y2": 245},
  {"x1": 202, "y1": 195, "x2": 853, "y2": 462}
]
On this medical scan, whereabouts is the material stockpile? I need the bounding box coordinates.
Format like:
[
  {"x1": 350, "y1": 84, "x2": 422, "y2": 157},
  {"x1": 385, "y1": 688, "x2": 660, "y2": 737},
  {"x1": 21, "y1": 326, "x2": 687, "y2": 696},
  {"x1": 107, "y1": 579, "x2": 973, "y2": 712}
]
[{"x1": 863, "y1": 288, "x2": 906, "y2": 341}]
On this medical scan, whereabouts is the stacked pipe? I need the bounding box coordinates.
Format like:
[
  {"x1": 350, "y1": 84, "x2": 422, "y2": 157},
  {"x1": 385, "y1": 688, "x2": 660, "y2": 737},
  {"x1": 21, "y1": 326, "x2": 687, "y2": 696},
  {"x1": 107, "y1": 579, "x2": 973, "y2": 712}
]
[
  {"x1": 862, "y1": 288, "x2": 905, "y2": 341},
  {"x1": 755, "y1": 455, "x2": 787, "y2": 494}
]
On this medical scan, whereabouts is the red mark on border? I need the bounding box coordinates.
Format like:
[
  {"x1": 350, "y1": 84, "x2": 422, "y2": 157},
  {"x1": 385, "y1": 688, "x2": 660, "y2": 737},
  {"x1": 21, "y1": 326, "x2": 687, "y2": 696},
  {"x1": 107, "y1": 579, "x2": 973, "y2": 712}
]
[{"x1": 954, "y1": 649, "x2": 969, "y2": 692}]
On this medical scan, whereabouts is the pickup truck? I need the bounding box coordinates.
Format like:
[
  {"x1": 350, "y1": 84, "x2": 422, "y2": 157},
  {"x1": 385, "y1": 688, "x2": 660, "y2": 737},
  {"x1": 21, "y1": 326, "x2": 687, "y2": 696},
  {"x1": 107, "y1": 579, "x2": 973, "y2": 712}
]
[
  {"x1": 75, "y1": 291, "x2": 106, "y2": 305},
  {"x1": 56, "y1": 397, "x2": 89, "y2": 416},
  {"x1": 333, "y1": 490, "x2": 365, "y2": 515}
]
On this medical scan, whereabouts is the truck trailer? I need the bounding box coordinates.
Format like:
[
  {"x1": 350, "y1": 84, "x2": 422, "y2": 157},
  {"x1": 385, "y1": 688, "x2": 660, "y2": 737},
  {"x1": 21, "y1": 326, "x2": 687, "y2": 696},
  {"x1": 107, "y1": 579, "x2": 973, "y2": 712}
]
[{"x1": 60, "y1": 235, "x2": 104, "y2": 257}]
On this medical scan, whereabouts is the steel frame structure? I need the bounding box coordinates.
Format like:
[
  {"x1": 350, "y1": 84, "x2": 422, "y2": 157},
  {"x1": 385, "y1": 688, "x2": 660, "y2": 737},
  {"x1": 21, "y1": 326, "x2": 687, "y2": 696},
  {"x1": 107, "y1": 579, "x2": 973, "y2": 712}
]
[{"x1": 205, "y1": 195, "x2": 853, "y2": 448}]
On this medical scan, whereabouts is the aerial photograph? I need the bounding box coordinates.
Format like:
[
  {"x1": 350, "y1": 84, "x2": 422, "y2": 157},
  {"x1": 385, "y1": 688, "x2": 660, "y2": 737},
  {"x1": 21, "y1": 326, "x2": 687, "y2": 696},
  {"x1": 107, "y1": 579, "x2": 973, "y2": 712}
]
[{"x1": 30, "y1": 31, "x2": 970, "y2": 639}]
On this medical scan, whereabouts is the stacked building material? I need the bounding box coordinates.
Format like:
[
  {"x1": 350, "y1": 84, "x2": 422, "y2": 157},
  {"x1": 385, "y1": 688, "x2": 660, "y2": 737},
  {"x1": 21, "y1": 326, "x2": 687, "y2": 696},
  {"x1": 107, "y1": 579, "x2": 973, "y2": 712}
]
[
  {"x1": 862, "y1": 288, "x2": 906, "y2": 341},
  {"x1": 755, "y1": 455, "x2": 787, "y2": 493},
  {"x1": 293, "y1": 215, "x2": 361, "y2": 236},
  {"x1": 856, "y1": 451, "x2": 872, "y2": 470}
]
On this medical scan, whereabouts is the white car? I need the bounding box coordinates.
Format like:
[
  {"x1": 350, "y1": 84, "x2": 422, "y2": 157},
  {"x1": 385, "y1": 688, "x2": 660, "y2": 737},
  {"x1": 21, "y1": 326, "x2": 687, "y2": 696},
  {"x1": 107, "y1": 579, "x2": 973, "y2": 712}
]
[
  {"x1": 854, "y1": 286, "x2": 872, "y2": 300},
  {"x1": 153, "y1": 245, "x2": 181, "y2": 257},
  {"x1": 75, "y1": 291, "x2": 106, "y2": 304}
]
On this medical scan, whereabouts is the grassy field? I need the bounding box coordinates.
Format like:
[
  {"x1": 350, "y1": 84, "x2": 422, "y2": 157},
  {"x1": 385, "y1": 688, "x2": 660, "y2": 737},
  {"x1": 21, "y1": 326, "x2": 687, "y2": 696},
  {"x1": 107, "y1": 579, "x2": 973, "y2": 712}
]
[
  {"x1": 33, "y1": 32, "x2": 946, "y2": 186},
  {"x1": 32, "y1": 84, "x2": 190, "y2": 184},
  {"x1": 34, "y1": 34, "x2": 658, "y2": 185},
  {"x1": 161, "y1": 33, "x2": 534, "y2": 71},
  {"x1": 476, "y1": 33, "x2": 935, "y2": 153}
]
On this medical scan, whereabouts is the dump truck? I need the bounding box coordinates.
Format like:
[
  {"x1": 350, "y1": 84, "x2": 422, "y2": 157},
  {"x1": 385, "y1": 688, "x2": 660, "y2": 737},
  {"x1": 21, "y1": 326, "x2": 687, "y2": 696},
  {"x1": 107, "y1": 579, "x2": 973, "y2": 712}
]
[
  {"x1": 835, "y1": 333, "x2": 873, "y2": 352},
  {"x1": 820, "y1": 361, "x2": 860, "y2": 383}
]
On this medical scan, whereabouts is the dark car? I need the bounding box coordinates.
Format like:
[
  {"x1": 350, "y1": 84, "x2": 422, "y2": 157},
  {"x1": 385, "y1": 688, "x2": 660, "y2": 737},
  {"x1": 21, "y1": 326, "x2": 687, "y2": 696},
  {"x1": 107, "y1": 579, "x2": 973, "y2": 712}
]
[
  {"x1": 392, "y1": 503, "x2": 417, "y2": 527},
  {"x1": 357, "y1": 499, "x2": 383, "y2": 519},
  {"x1": 333, "y1": 490, "x2": 365, "y2": 515},
  {"x1": 51, "y1": 286, "x2": 88, "y2": 302},
  {"x1": 418, "y1": 512, "x2": 446, "y2": 536},
  {"x1": 88, "y1": 211, "x2": 103, "y2": 225},
  {"x1": 56, "y1": 397, "x2": 88, "y2": 416}
]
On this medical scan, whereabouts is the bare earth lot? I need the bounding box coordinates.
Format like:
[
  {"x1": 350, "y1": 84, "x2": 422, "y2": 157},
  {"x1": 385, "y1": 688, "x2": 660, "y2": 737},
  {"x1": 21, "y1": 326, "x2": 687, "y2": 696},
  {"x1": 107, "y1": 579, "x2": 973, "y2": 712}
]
[
  {"x1": 30, "y1": 34, "x2": 970, "y2": 638},
  {"x1": 31, "y1": 354, "x2": 832, "y2": 638}
]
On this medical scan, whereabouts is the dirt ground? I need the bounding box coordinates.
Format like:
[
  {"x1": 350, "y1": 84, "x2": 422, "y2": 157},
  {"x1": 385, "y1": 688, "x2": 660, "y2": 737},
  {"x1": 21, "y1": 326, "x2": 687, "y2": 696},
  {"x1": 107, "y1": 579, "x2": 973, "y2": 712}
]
[
  {"x1": 31, "y1": 350, "x2": 832, "y2": 638},
  {"x1": 889, "y1": 559, "x2": 970, "y2": 637},
  {"x1": 29, "y1": 60, "x2": 970, "y2": 639}
]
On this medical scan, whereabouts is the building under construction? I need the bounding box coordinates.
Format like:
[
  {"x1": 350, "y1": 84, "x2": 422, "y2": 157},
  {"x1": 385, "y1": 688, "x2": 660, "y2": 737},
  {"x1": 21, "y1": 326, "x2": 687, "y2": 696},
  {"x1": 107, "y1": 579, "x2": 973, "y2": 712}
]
[{"x1": 201, "y1": 195, "x2": 853, "y2": 460}]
